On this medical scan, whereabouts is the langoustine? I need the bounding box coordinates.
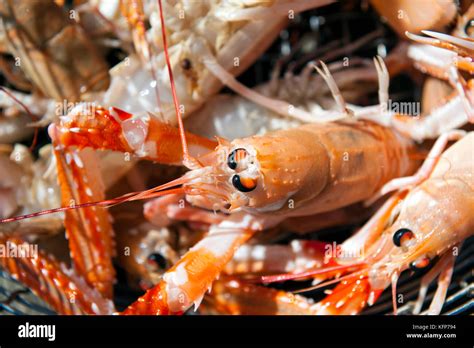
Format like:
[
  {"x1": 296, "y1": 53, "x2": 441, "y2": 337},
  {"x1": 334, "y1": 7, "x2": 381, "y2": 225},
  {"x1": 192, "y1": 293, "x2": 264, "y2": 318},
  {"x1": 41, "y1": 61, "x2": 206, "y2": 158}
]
[
  {"x1": 117, "y1": 70, "x2": 425, "y2": 313},
  {"x1": 264, "y1": 131, "x2": 473, "y2": 315},
  {"x1": 1, "y1": 58, "x2": 424, "y2": 313},
  {"x1": 0, "y1": 0, "x2": 470, "y2": 316}
]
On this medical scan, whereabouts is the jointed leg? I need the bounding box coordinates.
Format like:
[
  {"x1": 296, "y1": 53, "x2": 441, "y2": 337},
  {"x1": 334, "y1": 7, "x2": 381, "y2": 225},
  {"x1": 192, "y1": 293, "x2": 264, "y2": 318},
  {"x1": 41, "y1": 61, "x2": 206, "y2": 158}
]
[
  {"x1": 49, "y1": 105, "x2": 216, "y2": 165},
  {"x1": 53, "y1": 146, "x2": 116, "y2": 298},
  {"x1": 203, "y1": 56, "x2": 349, "y2": 123},
  {"x1": 203, "y1": 277, "x2": 318, "y2": 315},
  {"x1": 373, "y1": 56, "x2": 389, "y2": 111},
  {"x1": 412, "y1": 251, "x2": 452, "y2": 314},
  {"x1": 121, "y1": 213, "x2": 264, "y2": 314},
  {"x1": 313, "y1": 61, "x2": 354, "y2": 118},
  {"x1": 225, "y1": 240, "x2": 327, "y2": 276},
  {"x1": 144, "y1": 194, "x2": 225, "y2": 227},
  {"x1": 448, "y1": 66, "x2": 474, "y2": 122},
  {"x1": 426, "y1": 251, "x2": 456, "y2": 315},
  {"x1": 0, "y1": 236, "x2": 114, "y2": 315}
]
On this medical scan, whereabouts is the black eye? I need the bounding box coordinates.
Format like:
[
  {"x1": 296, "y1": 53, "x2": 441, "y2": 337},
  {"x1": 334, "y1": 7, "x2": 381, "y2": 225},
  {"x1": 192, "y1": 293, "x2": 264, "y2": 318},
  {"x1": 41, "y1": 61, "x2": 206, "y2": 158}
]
[
  {"x1": 393, "y1": 228, "x2": 414, "y2": 247},
  {"x1": 147, "y1": 253, "x2": 168, "y2": 270},
  {"x1": 409, "y1": 256, "x2": 430, "y2": 271},
  {"x1": 232, "y1": 174, "x2": 256, "y2": 192},
  {"x1": 181, "y1": 58, "x2": 192, "y2": 70},
  {"x1": 227, "y1": 148, "x2": 248, "y2": 170},
  {"x1": 464, "y1": 18, "x2": 474, "y2": 38}
]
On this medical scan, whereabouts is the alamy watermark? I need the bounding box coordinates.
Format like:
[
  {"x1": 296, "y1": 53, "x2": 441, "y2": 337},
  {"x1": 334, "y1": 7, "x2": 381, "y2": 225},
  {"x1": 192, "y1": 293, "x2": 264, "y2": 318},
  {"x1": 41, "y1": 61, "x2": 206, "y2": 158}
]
[
  {"x1": 324, "y1": 241, "x2": 364, "y2": 260},
  {"x1": 0, "y1": 241, "x2": 38, "y2": 258},
  {"x1": 18, "y1": 322, "x2": 55, "y2": 341},
  {"x1": 382, "y1": 99, "x2": 420, "y2": 116},
  {"x1": 55, "y1": 100, "x2": 97, "y2": 116}
]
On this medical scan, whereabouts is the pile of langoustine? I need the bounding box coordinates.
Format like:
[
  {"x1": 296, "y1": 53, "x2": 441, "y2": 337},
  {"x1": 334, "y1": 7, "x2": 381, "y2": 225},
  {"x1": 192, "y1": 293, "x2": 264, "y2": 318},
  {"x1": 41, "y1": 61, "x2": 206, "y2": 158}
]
[{"x1": 0, "y1": 0, "x2": 472, "y2": 315}]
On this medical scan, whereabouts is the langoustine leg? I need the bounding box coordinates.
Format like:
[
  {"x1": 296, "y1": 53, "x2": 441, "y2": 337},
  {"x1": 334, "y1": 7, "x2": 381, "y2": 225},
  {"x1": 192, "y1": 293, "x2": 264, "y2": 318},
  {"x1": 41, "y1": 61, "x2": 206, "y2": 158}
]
[
  {"x1": 201, "y1": 277, "x2": 318, "y2": 315},
  {"x1": 0, "y1": 235, "x2": 114, "y2": 315},
  {"x1": 121, "y1": 213, "x2": 263, "y2": 314}
]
